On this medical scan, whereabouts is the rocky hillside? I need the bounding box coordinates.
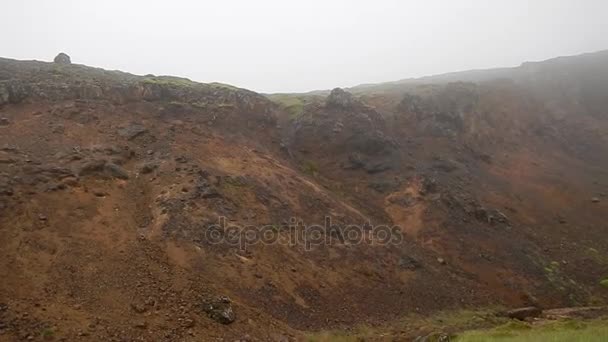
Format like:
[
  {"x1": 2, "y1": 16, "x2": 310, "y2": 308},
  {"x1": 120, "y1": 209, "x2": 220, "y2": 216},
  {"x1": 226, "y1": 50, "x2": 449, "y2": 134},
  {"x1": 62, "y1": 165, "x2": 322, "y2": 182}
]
[{"x1": 1, "y1": 51, "x2": 608, "y2": 341}]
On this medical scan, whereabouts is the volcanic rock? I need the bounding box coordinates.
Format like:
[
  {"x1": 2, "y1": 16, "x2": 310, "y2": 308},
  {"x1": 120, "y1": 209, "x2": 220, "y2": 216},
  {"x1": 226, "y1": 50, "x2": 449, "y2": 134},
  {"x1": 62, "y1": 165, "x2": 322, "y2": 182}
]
[
  {"x1": 53, "y1": 52, "x2": 71, "y2": 64},
  {"x1": 203, "y1": 296, "x2": 236, "y2": 325},
  {"x1": 326, "y1": 88, "x2": 358, "y2": 108}
]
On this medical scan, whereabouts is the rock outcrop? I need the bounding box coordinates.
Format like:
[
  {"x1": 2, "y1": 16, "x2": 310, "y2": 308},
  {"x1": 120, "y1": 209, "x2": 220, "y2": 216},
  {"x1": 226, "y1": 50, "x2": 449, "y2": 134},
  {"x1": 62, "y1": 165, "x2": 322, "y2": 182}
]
[{"x1": 326, "y1": 87, "x2": 359, "y2": 108}]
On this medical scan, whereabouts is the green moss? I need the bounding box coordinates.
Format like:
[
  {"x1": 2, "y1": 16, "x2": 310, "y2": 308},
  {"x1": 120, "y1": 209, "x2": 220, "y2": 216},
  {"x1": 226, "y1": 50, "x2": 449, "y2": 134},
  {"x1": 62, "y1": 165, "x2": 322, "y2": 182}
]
[
  {"x1": 41, "y1": 328, "x2": 55, "y2": 339},
  {"x1": 600, "y1": 279, "x2": 608, "y2": 288},
  {"x1": 142, "y1": 75, "x2": 197, "y2": 87},
  {"x1": 223, "y1": 176, "x2": 248, "y2": 187},
  {"x1": 209, "y1": 82, "x2": 240, "y2": 90},
  {"x1": 455, "y1": 319, "x2": 608, "y2": 342},
  {"x1": 586, "y1": 247, "x2": 608, "y2": 265},
  {"x1": 301, "y1": 160, "x2": 319, "y2": 176},
  {"x1": 267, "y1": 94, "x2": 305, "y2": 119},
  {"x1": 544, "y1": 261, "x2": 561, "y2": 279},
  {"x1": 307, "y1": 309, "x2": 608, "y2": 342},
  {"x1": 306, "y1": 308, "x2": 503, "y2": 341}
]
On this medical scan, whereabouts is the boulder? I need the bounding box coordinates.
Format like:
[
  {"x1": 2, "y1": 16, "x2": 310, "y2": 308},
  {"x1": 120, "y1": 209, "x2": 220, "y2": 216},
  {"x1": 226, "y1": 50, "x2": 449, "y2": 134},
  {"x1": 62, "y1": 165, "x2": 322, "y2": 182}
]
[
  {"x1": 365, "y1": 161, "x2": 393, "y2": 174},
  {"x1": 421, "y1": 177, "x2": 438, "y2": 195},
  {"x1": 399, "y1": 256, "x2": 422, "y2": 270},
  {"x1": 326, "y1": 88, "x2": 358, "y2": 108},
  {"x1": 78, "y1": 160, "x2": 129, "y2": 180},
  {"x1": 53, "y1": 52, "x2": 71, "y2": 64},
  {"x1": 105, "y1": 163, "x2": 129, "y2": 180},
  {"x1": 203, "y1": 296, "x2": 235, "y2": 325},
  {"x1": 194, "y1": 179, "x2": 221, "y2": 199},
  {"x1": 139, "y1": 162, "x2": 159, "y2": 174},
  {"x1": 473, "y1": 206, "x2": 510, "y2": 225},
  {"x1": 78, "y1": 160, "x2": 107, "y2": 177},
  {"x1": 494, "y1": 210, "x2": 509, "y2": 223},
  {"x1": 118, "y1": 123, "x2": 148, "y2": 140}
]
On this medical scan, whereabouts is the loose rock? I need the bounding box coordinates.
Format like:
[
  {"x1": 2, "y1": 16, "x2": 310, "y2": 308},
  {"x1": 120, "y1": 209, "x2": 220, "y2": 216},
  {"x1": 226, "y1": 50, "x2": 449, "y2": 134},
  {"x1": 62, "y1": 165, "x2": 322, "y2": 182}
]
[
  {"x1": 203, "y1": 296, "x2": 236, "y2": 325},
  {"x1": 118, "y1": 123, "x2": 148, "y2": 140},
  {"x1": 139, "y1": 162, "x2": 158, "y2": 174}
]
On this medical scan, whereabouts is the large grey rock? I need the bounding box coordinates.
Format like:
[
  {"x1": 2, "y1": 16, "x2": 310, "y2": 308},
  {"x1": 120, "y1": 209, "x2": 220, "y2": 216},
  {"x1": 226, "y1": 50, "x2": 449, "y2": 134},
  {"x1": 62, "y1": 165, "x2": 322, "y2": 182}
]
[
  {"x1": 78, "y1": 160, "x2": 129, "y2": 180},
  {"x1": 194, "y1": 179, "x2": 221, "y2": 199},
  {"x1": 398, "y1": 256, "x2": 422, "y2": 270},
  {"x1": 78, "y1": 160, "x2": 106, "y2": 177},
  {"x1": 326, "y1": 88, "x2": 358, "y2": 108},
  {"x1": 54, "y1": 52, "x2": 71, "y2": 64},
  {"x1": 139, "y1": 162, "x2": 159, "y2": 174},
  {"x1": 118, "y1": 123, "x2": 148, "y2": 140},
  {"x1": 104, "y1": 163, "x2": 129, "y2": 180}
]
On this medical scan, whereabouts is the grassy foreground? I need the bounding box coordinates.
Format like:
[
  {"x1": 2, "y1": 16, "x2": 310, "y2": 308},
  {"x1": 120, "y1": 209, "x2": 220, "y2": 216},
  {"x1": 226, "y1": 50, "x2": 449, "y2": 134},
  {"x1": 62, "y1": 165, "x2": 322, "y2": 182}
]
[
  {"x1": 457, "y1": 319, "x2": 608, "y2": 342},
  {"x1": 305, "y1": 311, "x2": 608, "y2": 341}
]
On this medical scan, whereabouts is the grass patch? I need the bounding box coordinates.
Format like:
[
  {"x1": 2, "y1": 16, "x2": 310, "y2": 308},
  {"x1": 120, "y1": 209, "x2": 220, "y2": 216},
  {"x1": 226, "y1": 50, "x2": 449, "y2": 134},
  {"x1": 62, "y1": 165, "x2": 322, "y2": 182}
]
[
  {"x1": 142, "y1": 75, "x2": 197, "y2": 87},
  {"x1": 142, "y1": 77, "x2": 242, "y2": 94},
  {"x1": 267, "y1": 94, "x2": 306, "y2": 119},
  {"x1": 222, "y1": 176, "x2": 248, "y2": 187},
  {"x1": 586, "y1": 247, "x2": 608, "y2": 265},
  {"x1": 40, "y1": 327, "x2": 55, "y2": 340},
  {"x1": 455, "y1": 319, "x2": 608, "y2": 342},
  {"x1": 306, "y1": 309, "x2": 504, "y2": 341},
  {"x1": 306, "y1": 326, "x2": 375, "y2": 342},
  {"x1": 305, "y1": 310, "x2": 608, "y2": 342},
  {"x1": 301, "y1": 160, "x2": 319, "y2": 176},
  {"x1": 209, "y1": 82, "x2": 240, "y2": 91}
]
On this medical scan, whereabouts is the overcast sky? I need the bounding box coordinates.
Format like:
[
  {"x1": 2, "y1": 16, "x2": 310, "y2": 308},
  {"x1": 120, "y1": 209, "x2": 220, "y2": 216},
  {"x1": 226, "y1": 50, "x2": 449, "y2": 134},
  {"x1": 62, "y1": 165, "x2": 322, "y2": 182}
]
[{"x1": 2, "y1": 0, "x2": 608, "y2": 93}]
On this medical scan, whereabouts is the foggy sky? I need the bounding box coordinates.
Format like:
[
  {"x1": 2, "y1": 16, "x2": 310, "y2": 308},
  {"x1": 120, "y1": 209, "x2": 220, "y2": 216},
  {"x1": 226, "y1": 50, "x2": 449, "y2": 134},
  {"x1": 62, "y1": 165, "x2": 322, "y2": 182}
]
[{"x1": 2, "y1": 0, "x2": 608, "y2": 93}]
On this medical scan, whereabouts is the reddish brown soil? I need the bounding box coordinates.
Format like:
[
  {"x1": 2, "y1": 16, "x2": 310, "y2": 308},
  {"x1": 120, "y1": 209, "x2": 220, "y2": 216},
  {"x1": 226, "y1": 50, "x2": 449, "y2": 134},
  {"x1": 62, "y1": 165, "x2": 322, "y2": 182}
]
[{"x1": 1, "y1": 51, "x2": 608, "y2": 341}]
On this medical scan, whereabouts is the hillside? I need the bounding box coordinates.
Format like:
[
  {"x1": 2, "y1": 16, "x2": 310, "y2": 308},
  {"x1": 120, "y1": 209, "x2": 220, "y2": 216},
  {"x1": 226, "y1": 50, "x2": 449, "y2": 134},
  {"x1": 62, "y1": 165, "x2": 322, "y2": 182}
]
[{"x1": 1, "y1": 51, "x2": 608, "y2": 341}]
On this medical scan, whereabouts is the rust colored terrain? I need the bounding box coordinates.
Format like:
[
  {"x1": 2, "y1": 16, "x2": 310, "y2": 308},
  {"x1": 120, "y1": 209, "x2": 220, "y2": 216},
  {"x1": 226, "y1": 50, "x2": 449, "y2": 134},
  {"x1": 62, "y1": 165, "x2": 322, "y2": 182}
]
[{"x1": 1, "y1": 50, "x2": 608, "y2": 341}]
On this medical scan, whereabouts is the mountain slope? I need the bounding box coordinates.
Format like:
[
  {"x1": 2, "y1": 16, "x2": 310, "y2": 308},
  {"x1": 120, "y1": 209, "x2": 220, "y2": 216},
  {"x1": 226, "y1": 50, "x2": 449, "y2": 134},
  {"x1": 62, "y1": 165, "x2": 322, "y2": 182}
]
[{"x1": 0, "y1": 51, "x2": 608, "y2": 341}]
